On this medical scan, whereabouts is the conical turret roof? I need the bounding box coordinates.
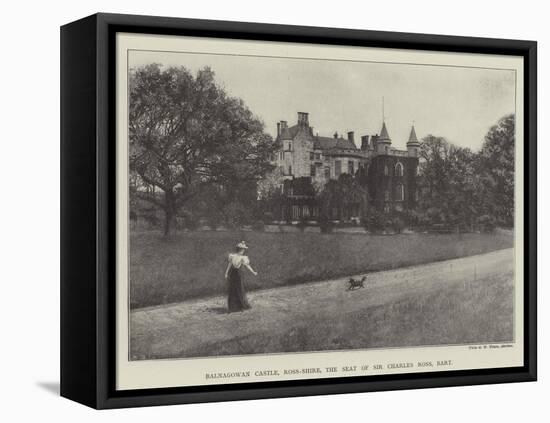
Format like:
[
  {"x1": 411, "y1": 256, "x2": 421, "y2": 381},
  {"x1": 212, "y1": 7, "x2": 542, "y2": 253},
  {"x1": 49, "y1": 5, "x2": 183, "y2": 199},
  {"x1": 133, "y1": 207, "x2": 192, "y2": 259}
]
[
  {"x1": 378, "y1": 121, "x2": 391, "y2": 142},
  {"x1": 407, "y1": 125, "x2": 419, "y2": 144}
]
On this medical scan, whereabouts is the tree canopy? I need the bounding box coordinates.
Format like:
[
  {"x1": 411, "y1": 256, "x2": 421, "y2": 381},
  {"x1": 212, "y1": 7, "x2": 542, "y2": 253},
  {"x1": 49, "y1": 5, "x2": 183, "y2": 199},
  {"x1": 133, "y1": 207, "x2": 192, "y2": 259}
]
[
  {"x1": 417, "y1": 135, "x2": 478, "y2": 227},
  {"x1": 129, "y1": 64, "x2": 277, "y2": 234},
  {"x1": 416, "y1": 114, "x2": 515, "y2": 230},
  {"x1": 477, "y1": 114, "x2": 515, "y2": 226}
]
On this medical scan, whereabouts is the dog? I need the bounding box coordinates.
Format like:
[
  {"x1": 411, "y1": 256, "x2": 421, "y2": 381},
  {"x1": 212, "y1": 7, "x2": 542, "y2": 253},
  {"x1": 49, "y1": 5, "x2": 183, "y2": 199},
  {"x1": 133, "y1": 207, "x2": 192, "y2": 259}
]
[{"x1": 347, "y1": 275, "x2": 367, "y2": 290}]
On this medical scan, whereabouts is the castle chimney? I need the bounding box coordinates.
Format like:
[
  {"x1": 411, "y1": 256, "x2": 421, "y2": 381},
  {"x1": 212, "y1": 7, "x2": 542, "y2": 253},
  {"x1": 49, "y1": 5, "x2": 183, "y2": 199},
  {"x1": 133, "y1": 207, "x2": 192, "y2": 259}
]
[
  {"x1": 333, "y1": 131, "x2": 338, "y2": 139},
  {"x1": 279, "y1": 121, "x2": 289, "y2": 139},
  {"x1": 277, "y1": 122, "x2": 281, "y2": 137},
  {"x1": 347, "y1": 131, "x2": 355, "y2": 144},
  {"x1": 297, "y1": 112, "x2": 309, "y2": 127},
  {"x1": 361, "y1": 135, "x2": 370, "y2": 151}
]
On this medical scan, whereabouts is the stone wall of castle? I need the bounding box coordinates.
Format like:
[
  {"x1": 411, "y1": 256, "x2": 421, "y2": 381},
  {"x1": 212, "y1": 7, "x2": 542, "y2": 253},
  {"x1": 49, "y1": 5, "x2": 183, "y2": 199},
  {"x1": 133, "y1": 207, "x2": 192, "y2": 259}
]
[
  {"x1": 273, "y1": 112, "x2": 420, "y2": 219},
  {"x1": 368, "y1": 155, "x2": 419, "y2": 213}
]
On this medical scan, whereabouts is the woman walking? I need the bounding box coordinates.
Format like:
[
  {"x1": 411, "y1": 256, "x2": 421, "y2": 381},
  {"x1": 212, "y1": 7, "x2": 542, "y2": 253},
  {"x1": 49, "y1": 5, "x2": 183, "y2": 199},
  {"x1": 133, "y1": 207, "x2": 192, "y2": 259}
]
[{"x1": 225, "y1": 241, "x2": 258, "y2": 312}]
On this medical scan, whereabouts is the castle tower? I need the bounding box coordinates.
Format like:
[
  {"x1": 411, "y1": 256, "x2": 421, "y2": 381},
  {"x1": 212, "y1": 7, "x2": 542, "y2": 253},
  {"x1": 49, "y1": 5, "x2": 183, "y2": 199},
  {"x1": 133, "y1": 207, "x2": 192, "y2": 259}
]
[
  {"x1": 376, "y1": 121, "x2": 392, "y2": 154},
  {"x1": 406, "y1": 124, "x2": 420, "y2": 157}
]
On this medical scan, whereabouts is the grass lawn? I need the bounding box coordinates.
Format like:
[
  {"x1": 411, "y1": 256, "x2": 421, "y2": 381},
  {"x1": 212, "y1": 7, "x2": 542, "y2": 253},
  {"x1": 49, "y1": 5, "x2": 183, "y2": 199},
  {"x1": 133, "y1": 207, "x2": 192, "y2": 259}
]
[
  {"x1": 130, "y1": 229, "x2": 513, "y2": 309},
  {"x1": 184, "y1": 272, "x2": 514, "y2": 357},
  {"x1": 129, "y1": 249, "x2": 514, "y2": 359}
]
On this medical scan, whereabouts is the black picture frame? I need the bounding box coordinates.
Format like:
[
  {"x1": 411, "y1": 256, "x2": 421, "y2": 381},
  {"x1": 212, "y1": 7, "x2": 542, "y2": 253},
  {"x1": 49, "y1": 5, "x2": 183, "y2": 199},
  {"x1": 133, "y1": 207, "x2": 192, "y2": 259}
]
[{"x1": 60, "y1": 12, "x2": 537, "y2": 409}]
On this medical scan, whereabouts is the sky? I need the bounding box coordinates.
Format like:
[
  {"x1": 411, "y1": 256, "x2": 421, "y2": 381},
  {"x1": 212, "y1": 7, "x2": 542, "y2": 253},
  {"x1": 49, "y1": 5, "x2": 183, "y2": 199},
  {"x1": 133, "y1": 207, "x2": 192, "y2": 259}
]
[{"x1": 129, "y1": 50, "x2": 516, "y2": 152}]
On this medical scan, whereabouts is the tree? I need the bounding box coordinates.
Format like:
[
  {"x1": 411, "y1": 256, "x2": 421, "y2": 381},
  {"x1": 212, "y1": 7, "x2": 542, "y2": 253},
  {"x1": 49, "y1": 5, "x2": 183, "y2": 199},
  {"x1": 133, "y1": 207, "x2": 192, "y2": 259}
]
[
  {"x1": 129, "y1": 64, "x2": 276, "y2": 235},
  {"x1": 256, "y1": 167, "x2": 285, "y2": 222},
  {"x1": 447, "y1": 145, "x2": 479, "y2": 230},
  {"x1": 417, "y1": 135, "x2": 452, "y2": 224},
  {"x1": 409, "y1": 114, "x2": 514, "y2": 231},
  {"x1": 417, "y1": 135, "x2": 478, "y2": 229},
  {"x1": 477, "y1": 114, "x2": 515, "y2": 226},
  {"x1": 317, "y1": 174, "x2": 367, "y2": 222}
]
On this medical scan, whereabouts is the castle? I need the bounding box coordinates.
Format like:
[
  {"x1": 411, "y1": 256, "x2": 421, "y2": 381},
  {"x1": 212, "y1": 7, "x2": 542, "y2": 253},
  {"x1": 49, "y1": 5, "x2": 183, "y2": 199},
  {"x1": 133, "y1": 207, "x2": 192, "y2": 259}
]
[{"x1": 273, "y1": 112, "x2": 420, "y2": 222}]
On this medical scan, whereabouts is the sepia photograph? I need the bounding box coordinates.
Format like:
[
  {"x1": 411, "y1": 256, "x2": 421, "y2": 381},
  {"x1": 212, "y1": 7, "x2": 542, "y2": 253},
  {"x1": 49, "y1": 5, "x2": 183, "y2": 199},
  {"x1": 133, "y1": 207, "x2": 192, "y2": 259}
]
[
  {"x1": 53, "y1": 7, "x2": 539, "y2": 408},
  {"x1": 125, "y1": 42, "x2": 518, "y2": 365}
]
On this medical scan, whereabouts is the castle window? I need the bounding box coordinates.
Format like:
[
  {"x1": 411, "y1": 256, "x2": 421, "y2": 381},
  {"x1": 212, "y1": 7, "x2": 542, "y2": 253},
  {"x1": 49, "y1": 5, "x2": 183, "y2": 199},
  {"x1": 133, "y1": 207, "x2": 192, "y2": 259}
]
[
  {"x1": 395, "y1": 162, "x2": 404, "y2": 177},
  {"x1": 287, "y1": 141, "x2": 292, "y2": 151},
  {"x1": 324, "y1": 167, "x2": 330, "y2": 179},
  {"x1": 415, "y1": 189, "x2": 420, "y2": 202},
  {"x1": 384, "y1": 190, "x2": 390, "y2": 201},
  {"x1": 348, "y1": 161, "x2": 355, "y2": 175},
  {"x1": 288, "y1": 165, "x2": 292, "y2": 175},
  {"x1": 396, "y1": 184, "x2": 404, "y2": 201},
  {"x1": 310, "y1": 165, "x2": 316, "y2": 177},
  {"x1": 335, "y1": 160, "x2": 342, "y2": 177},
  {"x1": 310, "y1": 152, "x2": 314, "y2": 161},
  {"x1": 384, "y1": 165, "x2": 389, "y2": 176},
  {"x1": 315, "y1": 153, "x2": 321, "y2": 160}
]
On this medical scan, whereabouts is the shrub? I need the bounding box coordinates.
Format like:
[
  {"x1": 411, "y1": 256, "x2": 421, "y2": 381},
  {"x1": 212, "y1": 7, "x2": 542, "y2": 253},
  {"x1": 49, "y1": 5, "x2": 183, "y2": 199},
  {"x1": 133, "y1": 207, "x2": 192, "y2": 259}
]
[
  {"x1": 478, "y1": 214, "x2": 496, "y2": 233},
  {"x1": 262, "y1": 211, "x2": 275, "y2": 223},
  {"x1": 391, "y1": 216, "x2": 406, "y2": 234},
  {"x1": 142, "y1": 213, "x2": 161, "y2": 228},
  {"x1": 363, "y1": 208, "x2": 386, "y2": 233},
  {"x1": 251, "y1": 220, "x2": 266, "y2": 232},
  {"x1": 296, "y1": 217, "x2": 308, "y2": 232},
  {"x1": 223, "y1": 201, "x2": 253, "y2": 229},
  {"x1": 179, "y1": 211, "x2": 200, "y2": 230},
  {"x1": 318, "y1": 214, "x2": 334, "y2": 233}
]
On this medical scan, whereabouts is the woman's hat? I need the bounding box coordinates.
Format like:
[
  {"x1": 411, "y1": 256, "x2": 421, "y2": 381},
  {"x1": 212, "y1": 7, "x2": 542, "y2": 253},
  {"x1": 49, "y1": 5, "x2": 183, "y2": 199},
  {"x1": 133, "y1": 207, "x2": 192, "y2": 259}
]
[{"x1": 236, "y1": 241, "x2": 249, "y2": 249}]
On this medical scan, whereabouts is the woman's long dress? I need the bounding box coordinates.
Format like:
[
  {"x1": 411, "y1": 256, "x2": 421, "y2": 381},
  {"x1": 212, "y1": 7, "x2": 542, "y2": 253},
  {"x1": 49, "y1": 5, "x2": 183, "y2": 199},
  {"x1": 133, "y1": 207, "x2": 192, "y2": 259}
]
[{"x1": 227, "y1": 254, "x2": 251, "y2": 312}]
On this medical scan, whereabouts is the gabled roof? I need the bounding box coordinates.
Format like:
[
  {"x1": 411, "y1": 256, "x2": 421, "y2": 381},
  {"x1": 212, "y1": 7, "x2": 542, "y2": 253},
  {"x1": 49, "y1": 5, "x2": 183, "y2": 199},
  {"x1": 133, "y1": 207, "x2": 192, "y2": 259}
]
[
  {"x1": 279, "y1": 124, "x2": 300, "y2": 140},
  {"x1": 314, "y1": 136, "x2": 357, "y2": 151},
  {"x1": 378, "y1": 122, "x2": 391, "y2": 142},
  {"x1": 279, "y1": 123, "x2": 358, "y2": 151},
  {"x1": 407, "y1": 125, "x2": 419, "y2": 144}
]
